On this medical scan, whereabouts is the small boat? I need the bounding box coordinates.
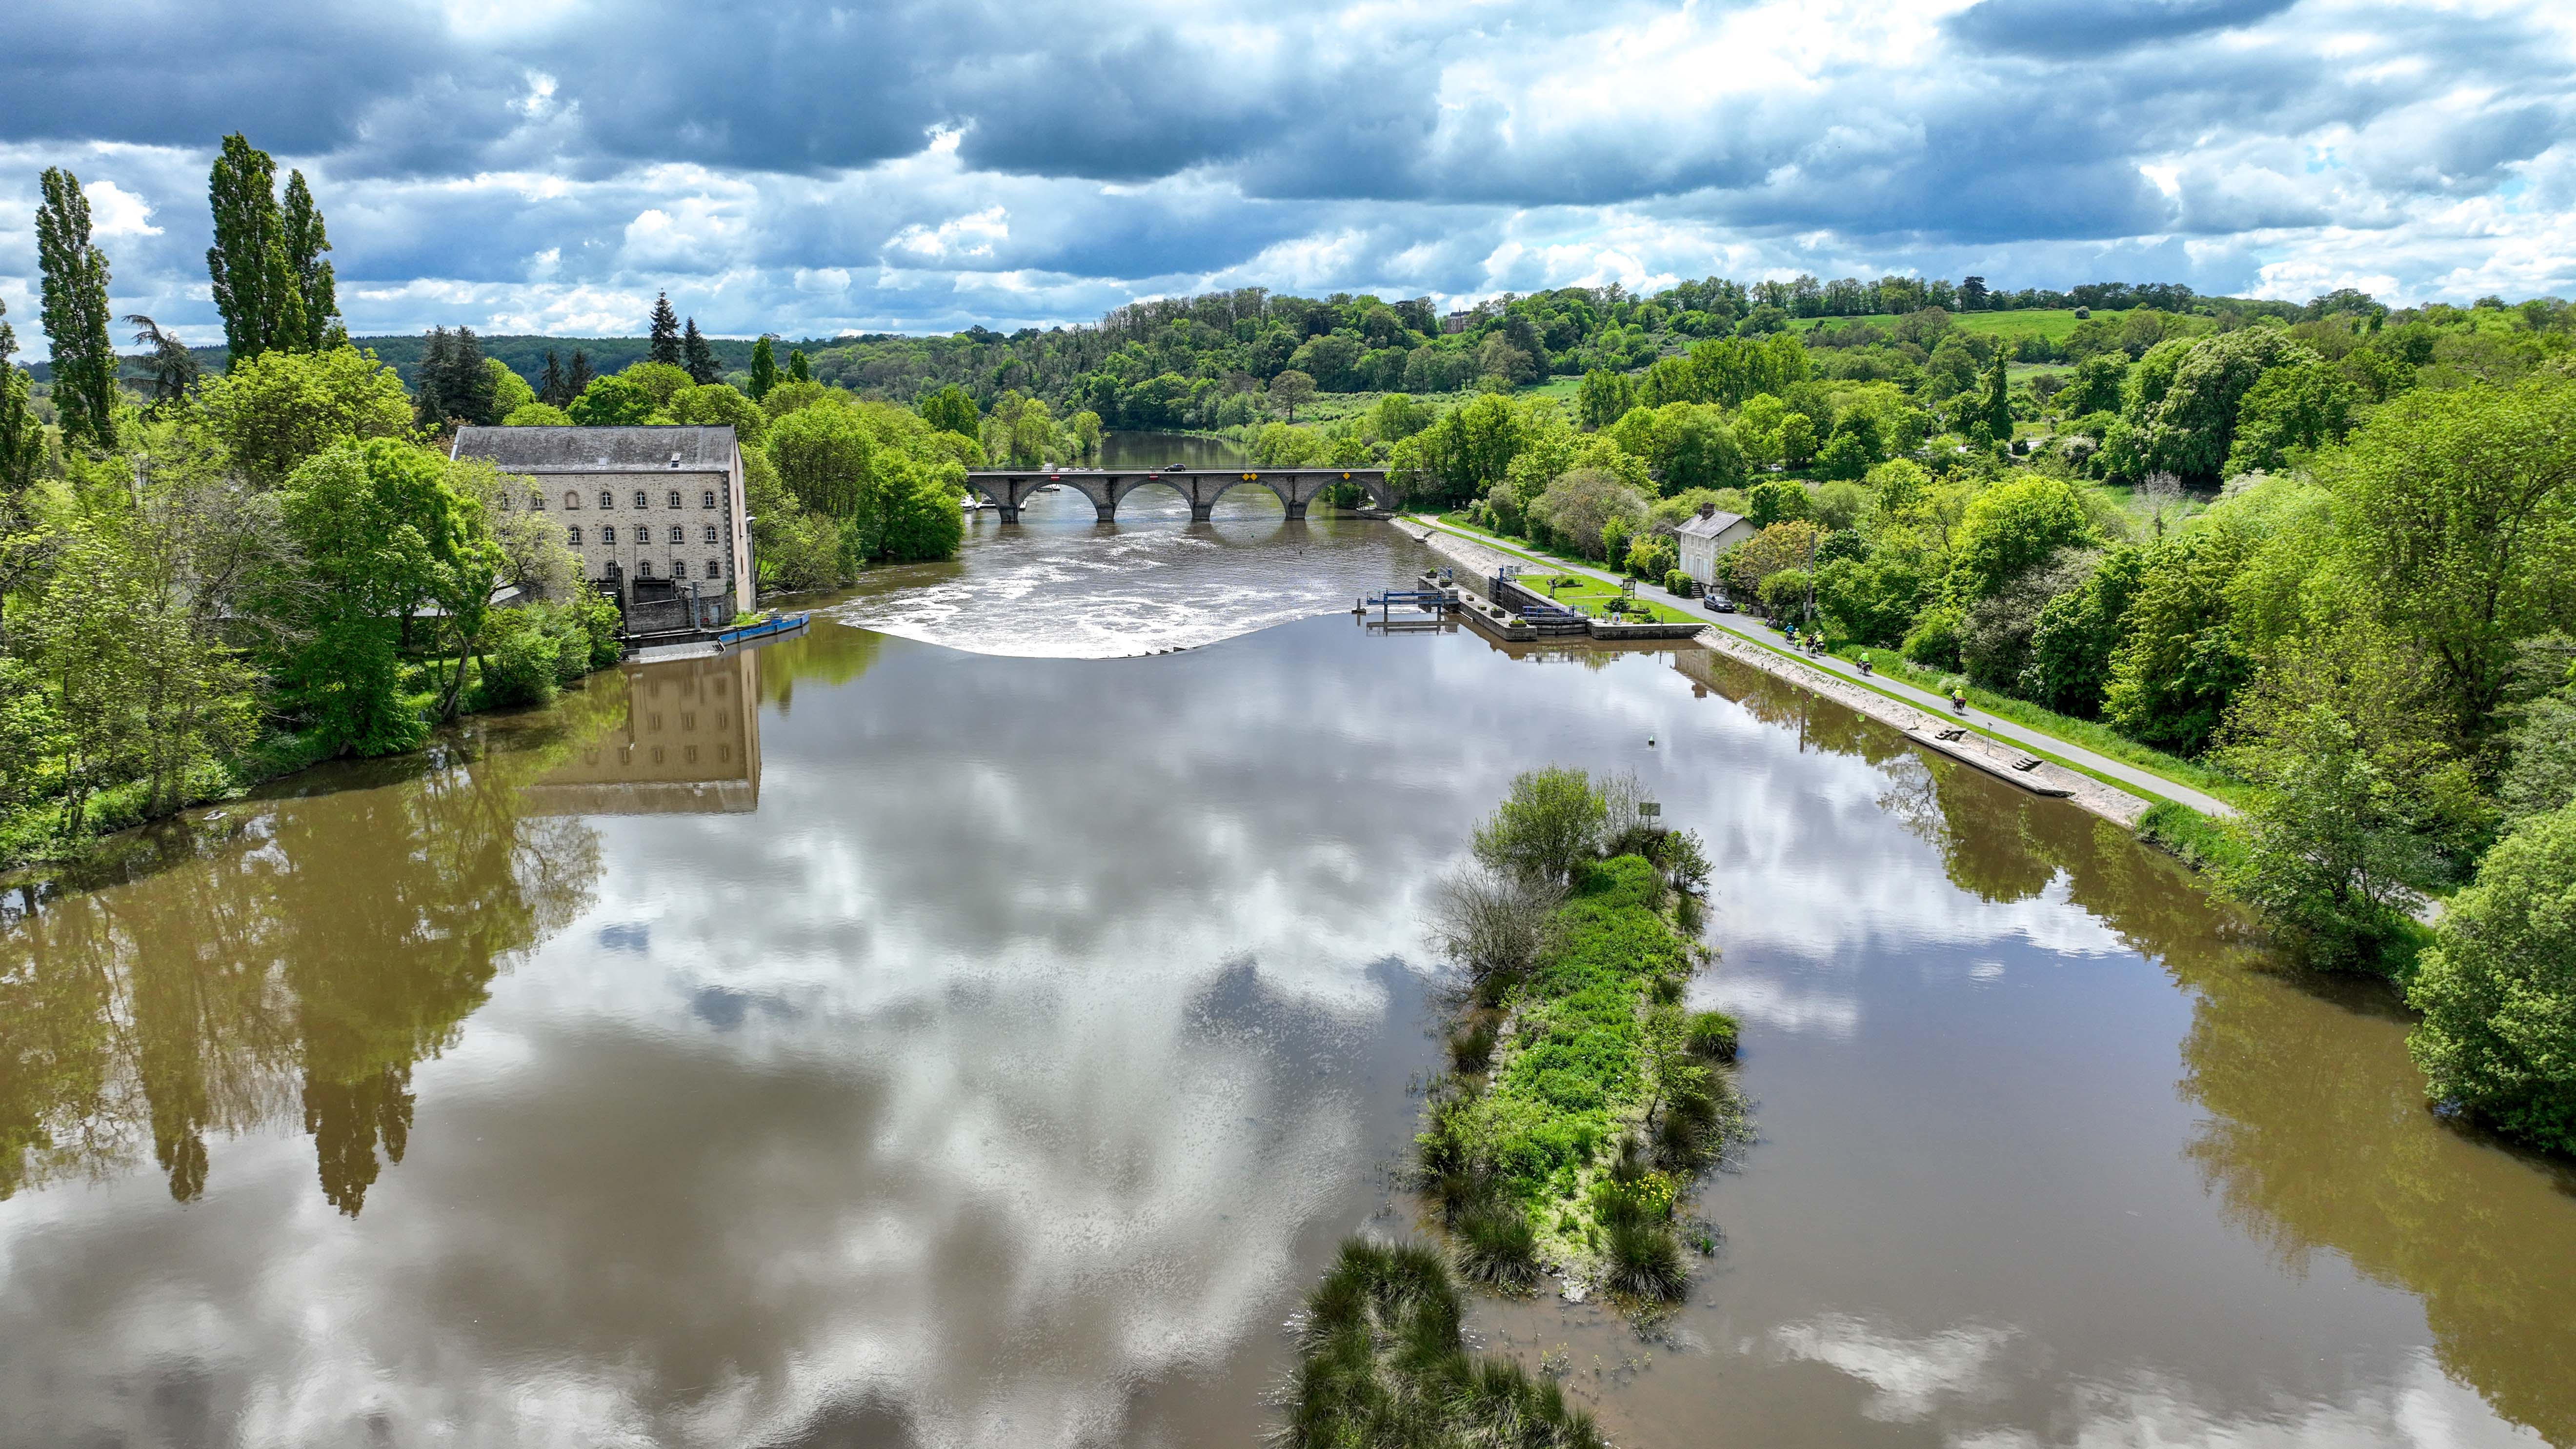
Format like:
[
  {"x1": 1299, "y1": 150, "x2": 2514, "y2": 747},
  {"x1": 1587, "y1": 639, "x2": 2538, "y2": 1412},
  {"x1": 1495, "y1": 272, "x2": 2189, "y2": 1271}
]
[{"x1": 712, "y1": 611, "x2": 811, "y2": 649}]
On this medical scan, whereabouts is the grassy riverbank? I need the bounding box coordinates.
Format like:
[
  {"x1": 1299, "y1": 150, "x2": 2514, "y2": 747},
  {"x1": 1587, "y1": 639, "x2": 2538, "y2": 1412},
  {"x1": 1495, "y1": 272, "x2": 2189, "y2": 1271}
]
[{"x1": 1415, "y1": 769, "x2": 1742, "y2": 1310}]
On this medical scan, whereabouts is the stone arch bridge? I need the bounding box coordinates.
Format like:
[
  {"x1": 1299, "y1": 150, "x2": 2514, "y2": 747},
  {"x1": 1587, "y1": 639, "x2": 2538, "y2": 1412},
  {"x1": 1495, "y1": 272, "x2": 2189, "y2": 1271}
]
[{"x1": 964, "y1": 468, "x2": 1397, "y2": 523}]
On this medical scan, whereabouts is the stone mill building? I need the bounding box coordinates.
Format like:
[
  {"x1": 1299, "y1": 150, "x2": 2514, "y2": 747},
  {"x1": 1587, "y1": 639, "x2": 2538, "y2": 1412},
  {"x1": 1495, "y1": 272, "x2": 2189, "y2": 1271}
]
[{"x1": 450, "y1": 424, "x2": 753, "y2": 632}]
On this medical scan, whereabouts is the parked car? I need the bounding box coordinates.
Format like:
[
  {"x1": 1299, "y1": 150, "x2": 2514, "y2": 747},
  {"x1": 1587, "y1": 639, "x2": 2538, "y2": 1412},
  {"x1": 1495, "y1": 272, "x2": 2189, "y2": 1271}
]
[{"x1": 1709, "y1": 591, "x2": 1736, "y2": 612}]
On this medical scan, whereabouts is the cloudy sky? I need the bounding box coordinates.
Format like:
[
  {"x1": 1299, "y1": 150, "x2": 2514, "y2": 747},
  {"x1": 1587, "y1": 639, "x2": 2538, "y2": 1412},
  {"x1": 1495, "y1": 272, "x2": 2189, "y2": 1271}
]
[{"x1": 2, "y1": 0, "x2": 2573, "y2": 344}]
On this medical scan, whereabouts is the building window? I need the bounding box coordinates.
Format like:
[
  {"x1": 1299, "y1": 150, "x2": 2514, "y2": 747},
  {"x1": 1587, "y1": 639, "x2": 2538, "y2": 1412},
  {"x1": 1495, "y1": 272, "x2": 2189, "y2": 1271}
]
[
  {"x1": 667, "y1": 489, "x2": 682, "y2": 508},
  {"x1": 599, "y1": 490, "x2": 614, "y2": 510},
  {"x1": 529, "y1": 492, "x2": 545, "y2": 510},
  {"x1": 633, "y1": 490, "x2": 648, "y2": 509},
  {"x1": 702, "y1": 524, "x2": 718, "y2": 544},
  {"x1": 708, "y1": 557, "x2": 723, "y2": 578},
  {"x1": 661, "y1": 524, "x2": 678, "y2": 543},
  {"x1": 601, "y1": 525, "x2": 616, "y2": 544},
  {"x1": 702, "y1": 489, "x2": 717, "y2": 508},
  {"x1": 497, "y1": 492, "x2": 512, "y2": 510},
  {"x1": 673, "y1": 560, "x2": 688, "y2": 579},
  {"x1": 638, "y1": 559, "x2": 653, "y2": 577},
  {"x1": 567, "y1": 526, "x2": 583, "y2": 545},
  {"x1": 565, "y1": 490, "x2": 583, "y2": 510}
]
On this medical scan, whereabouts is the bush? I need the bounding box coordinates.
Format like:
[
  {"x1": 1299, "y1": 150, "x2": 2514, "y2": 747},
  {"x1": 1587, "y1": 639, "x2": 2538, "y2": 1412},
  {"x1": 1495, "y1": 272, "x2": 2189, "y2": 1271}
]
[
  {"x1": 1471, "y1": 767, "x2": 1609, "y2": 884},
  {"x1": 476, "y1": 617, "x2": 561, "y2": 709},
  {"x1": 1685, "y1": 1010, "x2": 1739, "y2": 1061},
  {"x1": 1451, "y1": 1206, "x2": 1540, "y2": 1290},
  {"x1": 2407, "y1": 803, "x2": 2576, "y2": 1155},
  {"x1": 1599, "y1": 1218, "x2": 1688, "y2": 1301},
  {"x1": 2137, "y1": 800, "x2": 2242, "y2": 872}
]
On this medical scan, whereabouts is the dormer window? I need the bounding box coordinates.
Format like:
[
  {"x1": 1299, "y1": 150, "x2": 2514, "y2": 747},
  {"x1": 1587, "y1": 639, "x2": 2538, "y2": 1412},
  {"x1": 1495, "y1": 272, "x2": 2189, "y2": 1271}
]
[{"x1": 668, "y1": 450, "x2": 683, "y2": 469}]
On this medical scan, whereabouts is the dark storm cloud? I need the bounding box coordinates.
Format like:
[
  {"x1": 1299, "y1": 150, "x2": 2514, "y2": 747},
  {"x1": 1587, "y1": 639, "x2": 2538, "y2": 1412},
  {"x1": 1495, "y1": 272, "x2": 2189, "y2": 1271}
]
[
  {"x1": 1, "y1": 0, "x2": 2573, "y2": 337},
  {"x1": 1947, "y1": 0, "x2": 2298, "y2": 58}
]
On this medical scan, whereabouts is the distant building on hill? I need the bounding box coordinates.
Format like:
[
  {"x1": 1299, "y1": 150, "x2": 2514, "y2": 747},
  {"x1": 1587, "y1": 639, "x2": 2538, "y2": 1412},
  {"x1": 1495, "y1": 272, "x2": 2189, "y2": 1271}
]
[
  {"x1": 1674, "y1": 503, "x2": 1756, "y2": 590},
  {"x1": 451, "y1": 424, "x2": 752, "y2": 630},
  {"x1": 1442, "y1": 310, "x2": 1472, "y2": 335}
]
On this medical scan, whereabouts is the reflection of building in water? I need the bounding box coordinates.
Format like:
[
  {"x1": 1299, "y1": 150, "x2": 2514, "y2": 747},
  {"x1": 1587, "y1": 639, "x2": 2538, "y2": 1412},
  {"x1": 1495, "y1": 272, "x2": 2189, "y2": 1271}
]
[{"x1": 525, "y1": 649, "x2": 763, "y2": 814}]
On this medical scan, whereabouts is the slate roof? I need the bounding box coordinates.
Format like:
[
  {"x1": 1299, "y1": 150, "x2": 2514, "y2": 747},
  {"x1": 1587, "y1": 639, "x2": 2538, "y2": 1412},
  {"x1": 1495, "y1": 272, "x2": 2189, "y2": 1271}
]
[
  {"x1": 450, "y1": 425, "x2": 738, "y2": 473},
  {"x1": 1675, "y1": 509, "x2": 1747, "y2": 538}
]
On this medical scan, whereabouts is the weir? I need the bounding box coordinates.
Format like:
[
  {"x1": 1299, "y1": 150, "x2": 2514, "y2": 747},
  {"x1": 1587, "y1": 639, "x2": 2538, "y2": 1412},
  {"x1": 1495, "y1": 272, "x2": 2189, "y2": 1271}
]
[{"x1": 963, "y1": 467, "x2": 1398, "y2": 523}]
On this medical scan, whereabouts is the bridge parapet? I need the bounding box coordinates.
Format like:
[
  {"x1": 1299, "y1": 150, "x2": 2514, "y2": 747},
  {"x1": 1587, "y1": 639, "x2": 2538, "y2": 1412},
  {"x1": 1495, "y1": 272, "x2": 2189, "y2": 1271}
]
[{"x1": 963, "y1": 468, "x2": 1396, "y2": 523}]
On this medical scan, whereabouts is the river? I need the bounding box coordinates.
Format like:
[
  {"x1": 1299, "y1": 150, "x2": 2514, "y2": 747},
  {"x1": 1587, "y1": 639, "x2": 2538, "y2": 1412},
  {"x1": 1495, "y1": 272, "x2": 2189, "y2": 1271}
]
[{"x1": 1, "y1": 443, "x2": 2571, "y2": 1448}]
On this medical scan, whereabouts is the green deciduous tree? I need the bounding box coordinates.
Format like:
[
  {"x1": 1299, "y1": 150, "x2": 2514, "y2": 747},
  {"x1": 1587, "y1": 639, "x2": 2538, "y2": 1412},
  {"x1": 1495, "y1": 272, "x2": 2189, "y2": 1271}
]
[
  {"x1": 918, "y1": 382, "x2": 978, "y2": 438},
  {"x1": 1946, "y1": 475, "x2": 2095, "y2": 603},
  {"x1": 36, "y1": 167, "x2": 119, "y2": 450},
  {"x1": 788, "y1": 348, "x2": 810, "y2": 382},
  {"x1": 275, "y1": 440, "x2": 478, "y2": 756},
  {"x1": 1532, "y1": 468, "x2": 1648, "y2": 560},
  {"x1": 1577, "y1": 368, "x2": 1637, "y2": 430},
  {"x1": 2217, "y1": 624, "x2": 2489, "y2": 972},
  {"x1": 2407, "y1": 802, "x2": 2576, "y2": 1154},
  {"x1": 1472, "y1": 766, "x2": 1608, "y2": 885},
  {"x1": 566, "y1": 374, "x2": 658, "y2": 426},
  {"x1": 1745, "y1": 477, "x2": 1813, "y2": 528},
  {"x1": 2135, "y1": 329, "x2": 2312, "y2": 482},
  {"x1": 766, "y1": 402, "x2": 879, "y2": 522},
  {"x1": 1268, "y1": 368, "x2": 1318, "y2": 421},
  {"x1": 205, "y1": 135, "x2": 306, "y2": 364},
  {"x1": 200, "y1": 344, "x2": 412, "y2": 483},
  {"x1": 0, "y1": 302, "x2": 43, "y2": 515},
  {"x1": 2313, "y1": 377, "x2": 2576, "y2": 758},
  {"x1": 279, "y1": 168, "x2": 342, "y2": 350},
  {"x1": 2222, "y1": 362, "x2": 2359, "y2": 475},
  {"x1": 2019, "y1": 545, "x2": 2145, "y2": 716}
]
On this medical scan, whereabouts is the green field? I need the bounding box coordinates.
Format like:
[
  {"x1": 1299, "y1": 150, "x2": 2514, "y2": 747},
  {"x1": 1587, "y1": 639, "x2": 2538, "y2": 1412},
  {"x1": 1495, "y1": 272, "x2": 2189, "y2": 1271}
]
[{"x1": 1791, "y1": 308, "x2": 2128, "y2": 342}]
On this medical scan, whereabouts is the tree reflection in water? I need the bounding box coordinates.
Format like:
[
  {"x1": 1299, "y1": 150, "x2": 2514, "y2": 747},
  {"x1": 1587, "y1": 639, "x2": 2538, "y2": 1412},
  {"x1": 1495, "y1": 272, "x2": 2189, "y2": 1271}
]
[
  {"x1": 1676, "y1": 645, "x2": 2576, "y2": 1449},
  {"x1": 0, "y1": 694, "x2": 612, "y2": 1214}
]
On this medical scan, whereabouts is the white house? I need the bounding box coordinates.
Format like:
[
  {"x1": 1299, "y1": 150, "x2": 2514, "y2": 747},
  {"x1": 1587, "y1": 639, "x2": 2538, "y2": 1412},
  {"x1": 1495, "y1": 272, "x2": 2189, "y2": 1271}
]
[{"x1": 1674, "y1": 503, "x2": 1757, "y2": 588}]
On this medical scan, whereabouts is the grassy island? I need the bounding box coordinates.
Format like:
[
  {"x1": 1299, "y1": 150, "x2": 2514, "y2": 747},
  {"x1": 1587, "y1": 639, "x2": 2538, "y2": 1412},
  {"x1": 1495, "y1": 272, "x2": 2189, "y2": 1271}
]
[{"x1": 1417, "y1": 768, "x2": 1741, "y2": 1306}]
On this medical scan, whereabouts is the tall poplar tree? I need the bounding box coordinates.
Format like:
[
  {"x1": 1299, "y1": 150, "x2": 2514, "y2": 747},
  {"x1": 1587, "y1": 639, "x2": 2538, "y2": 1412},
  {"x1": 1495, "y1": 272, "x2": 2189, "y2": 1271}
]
[
  {"x1": 0, "y1": 300, "x2": 42, "y2": 514},
  {"x1": 206, "y1": 134, "x2": 304, "y2": 364},
  {"x1": 280, "y1": 169, "x2": 343, "y2": 349},
  {"x1": 681, "y1": 318, "x2": 718, "y2": 384},
  {"x1": 648, "y1": 293, "x2": 682, "y2": 366},
  {"x1": 747, "y1": 336, "x2": 778, "y2": 401},
  {"x1": 788, "y1": 348, "x2": 810, "y2": 382},
  {"x1": 36, "y1": 167, "x2": 120, "y2": 449}
]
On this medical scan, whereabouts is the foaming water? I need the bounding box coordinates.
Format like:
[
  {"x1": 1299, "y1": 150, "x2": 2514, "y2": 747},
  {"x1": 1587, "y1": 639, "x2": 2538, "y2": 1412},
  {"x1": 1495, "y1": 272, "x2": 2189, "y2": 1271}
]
[{"x1": 825, "y1": 485, "x2": 1432, "y2": 658}]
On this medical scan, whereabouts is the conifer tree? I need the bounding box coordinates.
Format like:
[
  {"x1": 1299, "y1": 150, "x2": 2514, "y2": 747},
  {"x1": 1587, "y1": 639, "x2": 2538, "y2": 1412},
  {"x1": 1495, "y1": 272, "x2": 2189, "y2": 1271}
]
[
  {"x1": 412, "y1": 325, "x2": 498, "y2": 431},
  {"x1": 788, "y1": 348, "x2": 810, "y2": 382},
  {"x1": 539, "y1": 349, "x2": 567, "y2": 407},
  {"x1": 1975, "y1": 351, "x2": 2012, "y2": 445},
  {"x1": 280, "y1": 168, "x2": 343, "y2": 349},
  {"x1": 206, "y1": 134, "x2": 303, "y2": 364},
  {"x1": 565, "y1": 348, "x2": 595, "y2": 400},
  {"x1": 747, "y1": 336, "x2": 778, "y2": 401},
  {"x1": 682, "y1": 317, "x2": 718, "y2": 384},
  {"x1": 648, "y1": 293, "x2": 682, "y2": 366},
  {"x1": 36, "y1": 167, "x2": 120, "y2": 449}
]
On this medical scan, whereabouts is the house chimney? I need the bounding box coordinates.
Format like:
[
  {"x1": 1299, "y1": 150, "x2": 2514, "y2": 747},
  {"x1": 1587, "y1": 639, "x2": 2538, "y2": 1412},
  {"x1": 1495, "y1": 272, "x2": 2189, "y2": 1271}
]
[{"x1": 1698, "y1": 502, "x2": 1715, "y2": 519}]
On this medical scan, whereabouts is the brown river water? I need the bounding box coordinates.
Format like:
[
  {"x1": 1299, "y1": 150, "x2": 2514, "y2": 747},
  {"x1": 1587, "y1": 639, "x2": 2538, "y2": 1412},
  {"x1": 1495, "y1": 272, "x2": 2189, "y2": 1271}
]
[{"x1": 2, "y1": 473, "x2": 2572, "y2": 1448}]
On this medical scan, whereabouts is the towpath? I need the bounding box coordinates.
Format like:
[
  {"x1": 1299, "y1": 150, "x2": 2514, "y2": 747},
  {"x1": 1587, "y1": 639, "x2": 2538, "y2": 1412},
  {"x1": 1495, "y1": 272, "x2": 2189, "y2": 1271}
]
[{"x1": 1405, "y1": 515, "x2": 2237, "y2": 820}]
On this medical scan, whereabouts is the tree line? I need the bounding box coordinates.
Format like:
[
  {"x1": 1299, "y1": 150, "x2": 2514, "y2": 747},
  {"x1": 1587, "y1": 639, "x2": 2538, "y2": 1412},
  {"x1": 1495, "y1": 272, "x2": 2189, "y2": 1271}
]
[{"x1": 1268, "y1": 289, "x2": 2575, "y2": 1160}]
